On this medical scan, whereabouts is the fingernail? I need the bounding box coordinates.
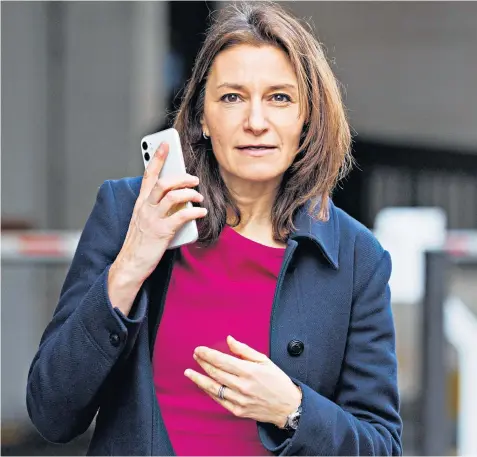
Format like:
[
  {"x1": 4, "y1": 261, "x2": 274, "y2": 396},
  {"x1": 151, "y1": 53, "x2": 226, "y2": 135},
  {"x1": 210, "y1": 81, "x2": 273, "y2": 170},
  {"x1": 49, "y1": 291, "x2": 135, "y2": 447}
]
[
  {"x1": 157, "y1": 142, "x2": 164, "y2": 156},
  {"x1": 184, "y1": 369, "x2": 191, "y2": 377}
]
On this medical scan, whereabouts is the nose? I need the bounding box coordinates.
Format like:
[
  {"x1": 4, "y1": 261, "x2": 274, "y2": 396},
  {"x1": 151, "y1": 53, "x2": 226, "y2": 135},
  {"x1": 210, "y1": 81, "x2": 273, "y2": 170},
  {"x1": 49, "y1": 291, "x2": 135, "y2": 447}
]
[{"x1": 244, "y1": 100, "x2": 269, "y2": 135}]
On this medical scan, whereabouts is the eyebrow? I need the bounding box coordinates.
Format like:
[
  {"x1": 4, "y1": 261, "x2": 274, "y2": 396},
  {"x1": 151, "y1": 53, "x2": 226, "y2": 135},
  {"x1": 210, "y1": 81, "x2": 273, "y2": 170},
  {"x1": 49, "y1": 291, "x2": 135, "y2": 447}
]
[{"x1": 216, "y1": 83, "x2": 297, "y2": 92}]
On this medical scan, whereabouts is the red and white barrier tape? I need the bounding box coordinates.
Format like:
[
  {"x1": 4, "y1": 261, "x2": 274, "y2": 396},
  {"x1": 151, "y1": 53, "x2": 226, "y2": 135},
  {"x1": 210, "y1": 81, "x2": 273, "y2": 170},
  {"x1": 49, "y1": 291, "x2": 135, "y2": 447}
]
[
  {"x1": 1, "y1": 229, "x2": 477, "y2": 262},
  {"x1": 1, "y1": 231, "x2": 81, "y2": 261},
  {"x1": 445, "y1": 230, "x2": 477, "y2": 257}
]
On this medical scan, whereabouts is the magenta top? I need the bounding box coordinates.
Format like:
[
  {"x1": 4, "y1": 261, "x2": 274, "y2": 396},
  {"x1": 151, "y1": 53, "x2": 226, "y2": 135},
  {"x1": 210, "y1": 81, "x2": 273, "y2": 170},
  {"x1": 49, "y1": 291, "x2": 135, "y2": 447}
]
[{"x1": 153, "y1": 225, "x2": 285, "y2": 456}]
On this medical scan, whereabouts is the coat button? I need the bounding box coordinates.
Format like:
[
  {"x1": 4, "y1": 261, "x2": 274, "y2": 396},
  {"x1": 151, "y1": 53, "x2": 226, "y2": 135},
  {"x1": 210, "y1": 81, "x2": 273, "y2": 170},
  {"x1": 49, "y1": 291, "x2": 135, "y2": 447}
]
[
  {"x1": 287, "y1": 339, "x2": 304, "y2": 356},
  {"x1": 109, "y1": 333, "x2": 121, "y2": 347}
]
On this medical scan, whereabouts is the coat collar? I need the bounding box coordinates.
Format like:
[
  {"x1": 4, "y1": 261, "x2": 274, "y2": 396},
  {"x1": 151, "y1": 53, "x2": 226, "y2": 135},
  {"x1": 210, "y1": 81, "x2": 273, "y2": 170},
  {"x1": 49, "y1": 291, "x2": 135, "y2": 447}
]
[
  {"x1": 129, "y1": 177, "x2": 339, "y2": 269},
  {"x1": 290, "y1": 199, "x2": 340, "y2": 270}
]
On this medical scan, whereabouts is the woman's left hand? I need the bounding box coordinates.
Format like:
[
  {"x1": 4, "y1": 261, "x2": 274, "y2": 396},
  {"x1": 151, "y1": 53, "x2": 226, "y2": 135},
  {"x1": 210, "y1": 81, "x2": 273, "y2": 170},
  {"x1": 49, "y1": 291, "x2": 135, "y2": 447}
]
[{"x1": 184, "y1": 335, "x2": 302, "y2": 428}]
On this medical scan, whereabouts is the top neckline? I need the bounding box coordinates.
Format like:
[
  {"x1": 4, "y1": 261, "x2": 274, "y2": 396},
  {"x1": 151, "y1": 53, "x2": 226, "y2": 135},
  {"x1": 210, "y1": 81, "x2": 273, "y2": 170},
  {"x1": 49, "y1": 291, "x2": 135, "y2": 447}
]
[{"x1": 222, "y1": 224, "x2": 286, "y2": 256}]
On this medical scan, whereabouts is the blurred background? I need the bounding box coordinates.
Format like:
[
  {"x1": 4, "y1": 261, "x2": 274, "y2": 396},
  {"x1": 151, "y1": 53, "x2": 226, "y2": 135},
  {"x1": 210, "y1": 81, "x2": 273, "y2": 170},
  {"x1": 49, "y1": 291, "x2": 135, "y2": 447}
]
[{"x1": 2, "y1": 1, "x2": 477, "y2": 455}]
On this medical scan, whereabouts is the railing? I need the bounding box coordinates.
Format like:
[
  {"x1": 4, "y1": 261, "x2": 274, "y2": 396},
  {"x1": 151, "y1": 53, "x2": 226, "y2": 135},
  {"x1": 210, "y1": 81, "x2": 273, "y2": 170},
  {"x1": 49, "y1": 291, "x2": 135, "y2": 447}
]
[
  {"x1": 421, "y1": 248, "x2": 477, "y2": 456},
  {"x1": 445, "y1": 297, "x2": 477, "y2": 456}
]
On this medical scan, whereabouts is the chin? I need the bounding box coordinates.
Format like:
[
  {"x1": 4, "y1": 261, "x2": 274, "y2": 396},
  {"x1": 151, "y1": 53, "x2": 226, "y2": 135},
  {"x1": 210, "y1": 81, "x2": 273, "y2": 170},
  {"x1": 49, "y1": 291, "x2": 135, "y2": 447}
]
[{"x1": 234, "y1": 164, "x2": 286, "y2": 183}]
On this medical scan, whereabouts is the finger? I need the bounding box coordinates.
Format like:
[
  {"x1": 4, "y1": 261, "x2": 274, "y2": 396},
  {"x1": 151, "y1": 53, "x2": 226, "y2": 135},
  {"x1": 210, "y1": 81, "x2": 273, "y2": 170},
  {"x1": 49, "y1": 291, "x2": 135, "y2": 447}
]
[
  {"x1": 140, "y1": 143, "x2": 169, "y2": 200},
  {"x1": 147, "y1": 174, "x2": 200, "y2": 206},
  {"x1": 227, "y1": 335, "x2": 269, "y2": 363},
  {"x1": 184, "y1": 369, "x2": 245, "y2": 409},
  {"x1": 204, "y1": 387, "x2": 245, "y2": 418},
  {"x1": 157, "y1": 188, "x2": 204, "y2": 218},
  {"x1": 194, "y1": 347, "x2": 248, "y2": 376},
  {"x1": 166, "y1": 206, "x2": 208, "y2": 230},
  {"x1": 193, "y1": 354, "x2": 242, "y2": 392}
]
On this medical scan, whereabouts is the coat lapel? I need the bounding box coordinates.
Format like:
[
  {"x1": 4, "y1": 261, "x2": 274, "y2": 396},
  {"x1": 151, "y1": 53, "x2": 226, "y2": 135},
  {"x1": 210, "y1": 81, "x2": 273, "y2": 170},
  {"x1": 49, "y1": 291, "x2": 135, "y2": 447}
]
[{"x1": 270, "y1": 200, "x2": 345, "y2": 394}]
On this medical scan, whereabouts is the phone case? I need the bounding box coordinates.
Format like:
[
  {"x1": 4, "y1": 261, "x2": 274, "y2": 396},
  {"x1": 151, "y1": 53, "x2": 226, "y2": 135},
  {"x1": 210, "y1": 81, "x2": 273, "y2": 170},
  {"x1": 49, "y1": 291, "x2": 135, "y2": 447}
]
[{"x1": 140, "y1": 128, "x2": 199, "y2": 249}]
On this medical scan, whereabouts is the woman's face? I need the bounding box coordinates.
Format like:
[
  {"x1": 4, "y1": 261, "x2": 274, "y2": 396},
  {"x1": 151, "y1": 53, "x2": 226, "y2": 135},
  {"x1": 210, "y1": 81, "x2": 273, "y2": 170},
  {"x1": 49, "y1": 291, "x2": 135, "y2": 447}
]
[{"x1": 202, "y1": 44, "x2": 305, "y2": 185}]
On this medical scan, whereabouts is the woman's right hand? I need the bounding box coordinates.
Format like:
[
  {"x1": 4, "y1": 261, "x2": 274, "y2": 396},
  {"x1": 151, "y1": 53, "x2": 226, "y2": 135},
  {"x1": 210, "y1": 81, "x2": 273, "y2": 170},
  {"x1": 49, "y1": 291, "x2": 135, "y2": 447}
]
[{"x1": 108, "y1": 142, "x2": 207, "y2": 316}]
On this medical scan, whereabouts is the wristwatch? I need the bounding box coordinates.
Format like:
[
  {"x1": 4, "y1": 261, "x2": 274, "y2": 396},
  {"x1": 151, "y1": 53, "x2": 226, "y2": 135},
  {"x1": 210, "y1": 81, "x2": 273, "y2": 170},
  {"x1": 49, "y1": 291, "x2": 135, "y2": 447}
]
[
  {"x1": 283, "y1": 404, "x2": 302, "y2": 432},
  {"x1": 281, "y1": 384, "x2": 302, "y2": 432}
]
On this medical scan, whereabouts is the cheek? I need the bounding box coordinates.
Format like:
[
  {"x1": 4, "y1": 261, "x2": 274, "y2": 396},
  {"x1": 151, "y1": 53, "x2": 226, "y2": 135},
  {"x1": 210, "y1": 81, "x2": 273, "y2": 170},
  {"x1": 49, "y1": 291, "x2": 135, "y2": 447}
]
[
  {"x1": 277, "y1": 122, "x2": 304, "y2": 165},
  {"x1": 209, "y1": 131, "x2": 227, "y2": 163},
  {"x1": 281, "y1": 121, "x2": 304, "y2": 150},
  {"x1": 272, "y1": 110, "x2": 303, "y2": 140},
  {"x1": 207, "y1": 112, "x2": 242, "y2": 156},
  {"x1": 213, "y1": 111, "x2": 244, "y2": 137}
]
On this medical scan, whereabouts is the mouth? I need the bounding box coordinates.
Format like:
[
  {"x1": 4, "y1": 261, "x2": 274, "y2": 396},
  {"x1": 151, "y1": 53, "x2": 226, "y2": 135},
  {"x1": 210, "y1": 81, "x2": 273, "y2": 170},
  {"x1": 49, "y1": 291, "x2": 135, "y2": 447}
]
[{"x1": 236, "y1": 144, "x2": 277, "y2": 157}]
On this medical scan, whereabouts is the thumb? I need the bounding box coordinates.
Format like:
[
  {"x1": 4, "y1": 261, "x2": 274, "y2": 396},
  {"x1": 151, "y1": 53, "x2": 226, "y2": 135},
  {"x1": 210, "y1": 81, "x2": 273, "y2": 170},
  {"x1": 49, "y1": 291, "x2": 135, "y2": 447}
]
[{"x1": 227, "y1": 335, "x2": 268, "y2": 363}]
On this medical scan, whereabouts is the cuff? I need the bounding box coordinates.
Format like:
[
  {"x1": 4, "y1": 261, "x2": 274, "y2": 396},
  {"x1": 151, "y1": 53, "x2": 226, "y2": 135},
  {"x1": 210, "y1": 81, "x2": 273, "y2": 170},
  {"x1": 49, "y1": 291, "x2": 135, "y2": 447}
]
[
  {"x1": 77, "y1": 265, "x2": 129, "y2": 362},
  {"x1": 258, "y1": 378, "x2": 328, "y2": 455},
  {"x1": 113, "y1": 279, "x2": 149, "y2": 358},
  {"x1": 113, "y1": 281, "x2": 149, "y2": 326},
  {"x1": 257, "y1": 377, "x2": 303, "y2": 454}
]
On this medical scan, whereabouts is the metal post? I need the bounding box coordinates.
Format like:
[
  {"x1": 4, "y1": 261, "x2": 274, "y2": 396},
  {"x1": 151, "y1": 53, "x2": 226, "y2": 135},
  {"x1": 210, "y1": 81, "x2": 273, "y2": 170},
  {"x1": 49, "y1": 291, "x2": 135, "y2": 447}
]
[{"x1": 420, "y1": 250, "x2": 451, "y2": 455}]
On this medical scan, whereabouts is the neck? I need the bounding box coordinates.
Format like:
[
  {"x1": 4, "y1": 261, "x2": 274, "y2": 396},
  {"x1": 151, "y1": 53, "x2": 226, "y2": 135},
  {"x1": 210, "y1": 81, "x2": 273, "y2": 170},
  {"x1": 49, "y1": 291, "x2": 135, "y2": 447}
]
[
  {"x1": 221, "y1": 171, "x2": 286, "y2": 248},
  {"x1": 223, "y1": 177, "x2": 280, "y2": 230}
]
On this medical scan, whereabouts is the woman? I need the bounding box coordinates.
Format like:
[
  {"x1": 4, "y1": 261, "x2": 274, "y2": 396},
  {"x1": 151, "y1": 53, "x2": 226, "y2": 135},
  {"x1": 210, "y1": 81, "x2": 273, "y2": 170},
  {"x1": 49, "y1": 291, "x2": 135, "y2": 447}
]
[{"x1": 27, "y1": 2, "x2": 402, "y2": 456}]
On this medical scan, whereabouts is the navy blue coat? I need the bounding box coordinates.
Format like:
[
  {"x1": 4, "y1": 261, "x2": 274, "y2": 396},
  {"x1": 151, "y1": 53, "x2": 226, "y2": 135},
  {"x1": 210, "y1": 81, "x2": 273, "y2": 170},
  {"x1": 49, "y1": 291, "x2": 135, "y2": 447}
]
[{"x1": 27, "y1": 176, "x2": 402, "y2": 456}]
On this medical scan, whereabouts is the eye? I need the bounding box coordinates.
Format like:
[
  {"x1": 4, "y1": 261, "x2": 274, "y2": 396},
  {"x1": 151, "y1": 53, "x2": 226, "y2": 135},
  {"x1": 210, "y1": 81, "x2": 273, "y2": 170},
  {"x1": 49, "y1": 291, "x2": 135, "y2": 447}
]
[
  {"x1": 271, "y1": 93, "x2": 292, "y2": 103},
  {"x1": 221, "y1": 93, "x2": 241, "y2": 103}
]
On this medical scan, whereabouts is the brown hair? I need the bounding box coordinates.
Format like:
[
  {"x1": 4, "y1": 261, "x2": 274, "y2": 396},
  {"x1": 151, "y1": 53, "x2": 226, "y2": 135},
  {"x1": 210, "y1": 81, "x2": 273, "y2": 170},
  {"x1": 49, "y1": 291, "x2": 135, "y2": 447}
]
[{"x1": 173, "y1": 1, "x2": 352, "y2": 245}]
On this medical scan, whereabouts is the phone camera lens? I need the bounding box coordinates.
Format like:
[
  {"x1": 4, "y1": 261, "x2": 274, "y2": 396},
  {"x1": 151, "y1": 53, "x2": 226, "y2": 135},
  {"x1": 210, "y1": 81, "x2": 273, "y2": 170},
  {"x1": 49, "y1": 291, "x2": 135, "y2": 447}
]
[
  {"x1": 142, "y1": 141, "x2": 148, "y2": 151},
  {"x1": 144, "y1": 152, "x2": 150, "y2": 161}
]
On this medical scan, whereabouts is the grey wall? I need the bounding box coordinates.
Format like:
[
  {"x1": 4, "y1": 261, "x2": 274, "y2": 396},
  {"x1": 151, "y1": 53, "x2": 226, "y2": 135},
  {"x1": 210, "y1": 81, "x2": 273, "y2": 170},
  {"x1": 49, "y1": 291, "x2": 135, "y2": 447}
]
[
  {"x1": 1, "y1": 3, "x2": 50, "y2": 431},
  {"x1": 2, "y1": 2, "x2": 168, "y2": 230},
  {"x1": 1, "y1": 1, "x2": 168, "y2": 431},
  {"x1": 1, "y1": 2, "x2": 49, "y2": 229},
  {"x1": 61, "y1": 2, "x2": 168, "y2": 229}
]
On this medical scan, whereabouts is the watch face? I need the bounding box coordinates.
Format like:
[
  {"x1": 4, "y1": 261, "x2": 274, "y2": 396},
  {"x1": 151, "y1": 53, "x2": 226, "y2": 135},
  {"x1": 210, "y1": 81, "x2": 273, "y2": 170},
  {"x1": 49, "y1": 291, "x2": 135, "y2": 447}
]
[
  {"x1": 290, "y1": 415, "x2": 300, "y2": 429},
  {"x1": 287, "y1": 406, "x2": 302, "y2": 430}
]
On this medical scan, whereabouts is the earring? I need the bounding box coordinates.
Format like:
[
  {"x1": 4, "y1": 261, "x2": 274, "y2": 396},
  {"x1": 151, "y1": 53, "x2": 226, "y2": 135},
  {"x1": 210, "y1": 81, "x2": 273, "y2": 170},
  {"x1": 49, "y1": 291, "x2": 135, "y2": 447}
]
[{"x1": 203, "y1": 132, "x2": 209, "y2": 140}]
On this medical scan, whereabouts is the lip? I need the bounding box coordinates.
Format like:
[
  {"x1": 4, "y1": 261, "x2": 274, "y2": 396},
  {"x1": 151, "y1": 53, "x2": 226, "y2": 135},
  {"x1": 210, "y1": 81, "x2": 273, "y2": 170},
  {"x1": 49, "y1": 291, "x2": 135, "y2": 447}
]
[{"x1": 235, "y1": 145, "x2": 277, "y2": 157}]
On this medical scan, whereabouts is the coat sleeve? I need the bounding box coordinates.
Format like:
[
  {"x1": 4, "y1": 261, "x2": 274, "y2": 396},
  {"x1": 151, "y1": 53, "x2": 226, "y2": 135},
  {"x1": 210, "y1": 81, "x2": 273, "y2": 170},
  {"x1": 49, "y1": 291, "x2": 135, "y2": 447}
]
[
  {"x1": 26, "y1": 180, "x2": 149, "y2": 444},
  {"x1": 258, "y1": 235, "x2": 402, "y2": 456}
]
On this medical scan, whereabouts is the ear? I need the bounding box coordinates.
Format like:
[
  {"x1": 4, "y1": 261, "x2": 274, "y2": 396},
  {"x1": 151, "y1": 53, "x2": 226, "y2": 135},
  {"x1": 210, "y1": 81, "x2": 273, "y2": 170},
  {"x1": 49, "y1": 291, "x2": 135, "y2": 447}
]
[{"x1": 200, "y1": 117, "x2": 210, "y2": 138}]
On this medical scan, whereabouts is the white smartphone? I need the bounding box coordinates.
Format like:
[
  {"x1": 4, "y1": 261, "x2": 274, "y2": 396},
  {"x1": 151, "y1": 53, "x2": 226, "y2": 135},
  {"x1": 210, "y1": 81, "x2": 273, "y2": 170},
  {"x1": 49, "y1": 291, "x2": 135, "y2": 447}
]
[{"x1": 140, "y1": 128, "x2": 199, "y2": 249}]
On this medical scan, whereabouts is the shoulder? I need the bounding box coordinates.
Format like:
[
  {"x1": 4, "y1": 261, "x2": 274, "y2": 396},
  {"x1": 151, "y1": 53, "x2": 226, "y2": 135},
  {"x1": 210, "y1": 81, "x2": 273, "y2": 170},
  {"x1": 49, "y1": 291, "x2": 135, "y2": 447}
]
[
  {"x1": 101, "y1": 175, "x2": 143, "y2": 201},
  {"x1": 331, "y1": 202, "x2": 390, "y2": 290},
  {"x1": 96, "y1": 175, "x2": 143, "y2": 209},
  {"x1": 332, "y1": 202, "x2": 385, "y2": 260},
  {"x1": 93, "y1": 176, "x2": 143, "y2": 239}
]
